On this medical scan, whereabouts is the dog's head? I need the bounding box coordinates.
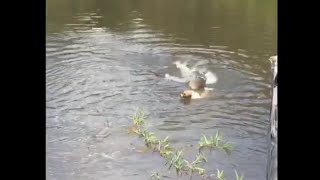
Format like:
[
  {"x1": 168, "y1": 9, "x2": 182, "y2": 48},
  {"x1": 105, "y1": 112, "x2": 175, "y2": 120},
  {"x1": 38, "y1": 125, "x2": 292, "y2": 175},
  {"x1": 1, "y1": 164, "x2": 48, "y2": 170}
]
[{"x1": 180, "y1": 90, "x2": 193, "y2": 98}]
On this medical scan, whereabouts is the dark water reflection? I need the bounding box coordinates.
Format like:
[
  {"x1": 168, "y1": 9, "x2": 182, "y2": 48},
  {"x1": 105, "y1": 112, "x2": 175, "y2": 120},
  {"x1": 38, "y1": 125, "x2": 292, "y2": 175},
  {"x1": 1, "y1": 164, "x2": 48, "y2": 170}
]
[{"x1": 46, "y1": 0, "x2": 276, "y2": 179}]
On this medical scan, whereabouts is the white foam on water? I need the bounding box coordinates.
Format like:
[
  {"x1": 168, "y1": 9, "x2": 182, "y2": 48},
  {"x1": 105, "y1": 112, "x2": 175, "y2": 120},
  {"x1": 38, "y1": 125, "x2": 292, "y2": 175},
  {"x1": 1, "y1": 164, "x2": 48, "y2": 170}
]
[{"x1": 165, "y1": 60, "x2": 218, "y2": 85}]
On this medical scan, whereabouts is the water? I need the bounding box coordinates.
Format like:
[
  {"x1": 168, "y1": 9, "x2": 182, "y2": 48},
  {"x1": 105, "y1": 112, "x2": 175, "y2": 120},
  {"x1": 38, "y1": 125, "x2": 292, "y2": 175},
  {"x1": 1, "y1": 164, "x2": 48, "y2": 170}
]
[{"x1": 46, "y1": 0, "x2": 277, "y2": 179}]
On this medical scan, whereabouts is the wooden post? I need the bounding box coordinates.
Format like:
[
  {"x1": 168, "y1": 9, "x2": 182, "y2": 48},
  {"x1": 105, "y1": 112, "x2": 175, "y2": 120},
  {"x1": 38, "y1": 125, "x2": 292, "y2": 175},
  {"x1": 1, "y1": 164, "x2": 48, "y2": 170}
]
[{"x1": 267, "y1": 56, "x2": 277, "y2": 180}]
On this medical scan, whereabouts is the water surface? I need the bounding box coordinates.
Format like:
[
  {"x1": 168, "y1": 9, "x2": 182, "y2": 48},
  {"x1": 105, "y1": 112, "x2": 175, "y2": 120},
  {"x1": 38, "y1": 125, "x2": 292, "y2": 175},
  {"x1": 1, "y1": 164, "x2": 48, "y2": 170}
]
[{"x1": 46, "y1": 0, "x2": 277, "y2": 179}]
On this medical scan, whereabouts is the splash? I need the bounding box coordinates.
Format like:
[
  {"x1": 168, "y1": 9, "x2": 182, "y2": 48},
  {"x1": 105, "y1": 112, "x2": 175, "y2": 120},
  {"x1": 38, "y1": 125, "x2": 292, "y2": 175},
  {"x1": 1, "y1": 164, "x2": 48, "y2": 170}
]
[{"x1": 165, "y1": 60, "x2": 218, "y2": 85}]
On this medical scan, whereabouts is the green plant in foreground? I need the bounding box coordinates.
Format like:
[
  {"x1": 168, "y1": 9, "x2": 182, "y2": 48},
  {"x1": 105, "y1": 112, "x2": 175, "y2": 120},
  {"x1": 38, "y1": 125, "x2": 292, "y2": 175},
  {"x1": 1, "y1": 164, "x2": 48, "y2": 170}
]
[
  {"x1": 192, "y1": 153, "x2": 207, "y2": 165},
  {"x1": 199, "y1": 133, "x2": 221, "y2": 149},
  {"x1": 166, "y1": 151, "x2": 207, "y2": 178},
  {"x1": 157, "y1": 136, "x2": 173, "y2": 158},
  {"x1": 128, "y1": 110, "x2": 241, "y2": 179},
  {"x1": 184, "y1": 153, "x2": 207, "y2": 177},
  {"x1": 133, "y1": 109, "x2": 146, "y2": 126},
  {"x1": 222, "y1": 142, "x2": 234, "y2": 154},
  {"x1": 141, "y1": 130, "x2": 159, "y2": 147},
  {"x1": 167, "y1": 150, "x2": 187, "y2": 177},
  {"x1": 235, "y1": 170, "x2": 244, "y2": 180},
  {"x1": 150, "y1": 172, "x2": 161, "y2": 180},
  {"x1": 211, "y1": 132, "x2": 223, "y2": 147},
  {"x1": 216, "y1": 169, "x2": 225, "y2": 180},
  {"x1": 127, "y1": 110, "x2": 146, "y2": 135},
  {"x1": 199, "y1": 134, "x2": 211, "y2": 148},
  {"x1": 199, "y1": 133, "x2": 234, "y2": 154}
]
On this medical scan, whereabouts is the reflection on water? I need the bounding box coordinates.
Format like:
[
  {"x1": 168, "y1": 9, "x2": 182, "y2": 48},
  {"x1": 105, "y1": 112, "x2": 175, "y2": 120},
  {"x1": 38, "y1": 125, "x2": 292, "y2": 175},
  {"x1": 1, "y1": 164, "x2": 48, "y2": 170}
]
[{"x1": 46, "y1": 0, "x2": 276, "y2": 179}]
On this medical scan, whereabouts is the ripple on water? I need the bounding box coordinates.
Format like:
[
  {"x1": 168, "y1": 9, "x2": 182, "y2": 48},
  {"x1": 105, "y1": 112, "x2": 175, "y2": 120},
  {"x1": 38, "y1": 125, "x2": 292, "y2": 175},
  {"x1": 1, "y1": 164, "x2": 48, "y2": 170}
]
[{"x1": 47, "y1": 19, "x2": 271, "y2": 180}]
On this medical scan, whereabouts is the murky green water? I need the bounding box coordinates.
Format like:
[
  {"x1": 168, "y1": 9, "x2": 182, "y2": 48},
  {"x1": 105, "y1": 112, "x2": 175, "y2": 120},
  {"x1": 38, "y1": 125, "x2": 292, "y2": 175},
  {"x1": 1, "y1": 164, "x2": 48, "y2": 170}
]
[{"x1": 46, "y1": 0, "x2": 277, "y2": 179}]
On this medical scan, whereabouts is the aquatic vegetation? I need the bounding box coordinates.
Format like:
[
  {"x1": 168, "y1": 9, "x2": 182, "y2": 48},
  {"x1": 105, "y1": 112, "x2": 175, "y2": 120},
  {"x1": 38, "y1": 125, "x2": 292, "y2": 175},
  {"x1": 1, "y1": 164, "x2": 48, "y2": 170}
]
[
  {"x1": 184, "y1": 153, "x2": 207, "y2": 177},
  {"x1": 127, "y1": 109, "x2": 146, "y2": 135},
  {"x1": 199, "y1": 133, "x2": 234, "y2": 154},
  {"x1": 199, "y1": 134, "x2": 212, "y2": 148},
  {"x1": 235, "y1": 170, "x2": 244, "y2": 180},
  {"x1": 133, "y1": 109, "x2": 146, "y2": 126},
  {"x1": 216, "y1": 169, "x2": 225, "y2": 180},
  {"x1": 128, "y1": 110, "x2": 242, "y2": 180},
  {"x1": 222, "y1": 142, "x2": 234, "y2": 154},
  {"x1": 199, "y1": 133, "x2": 222, "y2": 148},
  {"x1": 140, "y1": 130, "x2": 159, "y2": 148},
  {"x1": 150, "y1": 172, "x2": 161, "y2": 180},
  {"x1": 156, "y1": 136, "x2": 173, "y2": 159},
  {"x1": 167, "y1": 150, "x2": 187, "y2": 177},
  {"x1": 165, "y1": 150, "x2": 207, "y2": 178}
]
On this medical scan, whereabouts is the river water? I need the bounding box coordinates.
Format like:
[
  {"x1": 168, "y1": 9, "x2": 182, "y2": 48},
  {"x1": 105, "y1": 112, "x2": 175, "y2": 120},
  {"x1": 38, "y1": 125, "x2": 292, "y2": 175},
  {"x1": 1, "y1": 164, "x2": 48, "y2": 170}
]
[{"x1": 46, "y1": 0, "x2": 277, "y2": 179}]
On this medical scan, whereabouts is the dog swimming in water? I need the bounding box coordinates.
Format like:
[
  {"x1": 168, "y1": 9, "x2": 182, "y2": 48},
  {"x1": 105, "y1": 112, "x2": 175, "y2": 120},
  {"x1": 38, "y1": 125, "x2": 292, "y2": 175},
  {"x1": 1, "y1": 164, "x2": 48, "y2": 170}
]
[
  {"x1": 180, "y1": 72, "x2": 213, "y2": 99},
  {"x1": 165, "y1": 60, "x2": 217, "y2": 100}
]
